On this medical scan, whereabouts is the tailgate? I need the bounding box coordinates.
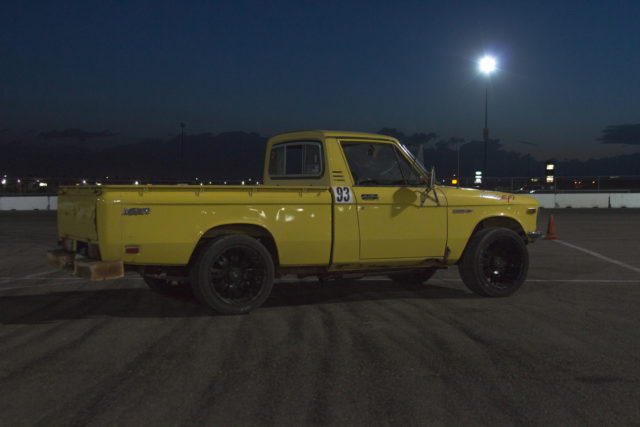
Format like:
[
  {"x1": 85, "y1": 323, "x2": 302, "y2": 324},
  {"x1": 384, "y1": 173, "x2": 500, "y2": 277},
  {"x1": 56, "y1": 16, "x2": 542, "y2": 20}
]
[{"x1": 57, "y1": 187, "x2": 101, "y2": 242}]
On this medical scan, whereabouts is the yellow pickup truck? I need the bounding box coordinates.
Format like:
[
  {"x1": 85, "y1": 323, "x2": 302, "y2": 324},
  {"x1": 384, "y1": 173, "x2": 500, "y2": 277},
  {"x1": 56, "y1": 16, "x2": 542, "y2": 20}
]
[{"x1": 49, "y1": 130, "x2": 541, "y2": 314}]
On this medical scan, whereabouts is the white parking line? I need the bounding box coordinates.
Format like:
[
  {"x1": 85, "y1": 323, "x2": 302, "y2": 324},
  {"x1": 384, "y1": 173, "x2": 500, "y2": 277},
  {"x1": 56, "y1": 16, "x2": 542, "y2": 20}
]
[{"x1": 554, "y1": 240, "x2": 640, "y2": 274}]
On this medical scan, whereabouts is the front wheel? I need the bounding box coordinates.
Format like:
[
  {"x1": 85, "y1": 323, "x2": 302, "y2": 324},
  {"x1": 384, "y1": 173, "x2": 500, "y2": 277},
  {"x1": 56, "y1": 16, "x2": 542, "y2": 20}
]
[
  {"x1": 459, "y1": 228, "x2": 529, "y2": 297},
  {"x1": 190, "y1": 235, "x2": 275, "y2": 314}
]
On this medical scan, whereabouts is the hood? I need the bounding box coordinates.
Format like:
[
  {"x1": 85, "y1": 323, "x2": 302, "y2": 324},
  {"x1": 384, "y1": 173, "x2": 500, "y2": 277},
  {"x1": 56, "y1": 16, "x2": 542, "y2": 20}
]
[{"x1": 438, "y1": 186, "x2": 539, "y2": 207}]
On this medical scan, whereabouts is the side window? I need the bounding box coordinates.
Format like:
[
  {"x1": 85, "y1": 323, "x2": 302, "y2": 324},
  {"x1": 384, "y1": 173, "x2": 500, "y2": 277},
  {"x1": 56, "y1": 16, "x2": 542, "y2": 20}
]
[
  {"x1": 268, "y1": 142, "x2": 323, "y2": 178},
  {"x1": 341, "y1": 142, "x2": 424, "y2": 186}
]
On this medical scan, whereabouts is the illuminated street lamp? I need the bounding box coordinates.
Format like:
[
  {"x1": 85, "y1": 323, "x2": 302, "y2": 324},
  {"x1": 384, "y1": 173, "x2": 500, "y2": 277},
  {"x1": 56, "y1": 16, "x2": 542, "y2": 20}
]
[{"x1": 478, "y1": 55, "x2": 497, "y2": 180}]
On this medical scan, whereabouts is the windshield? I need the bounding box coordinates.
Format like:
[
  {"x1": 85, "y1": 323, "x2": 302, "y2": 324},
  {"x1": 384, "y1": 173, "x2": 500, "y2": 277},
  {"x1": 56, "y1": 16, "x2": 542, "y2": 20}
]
[{"x1": 396, "y1": 142, "x2": 429, "y2": 179}]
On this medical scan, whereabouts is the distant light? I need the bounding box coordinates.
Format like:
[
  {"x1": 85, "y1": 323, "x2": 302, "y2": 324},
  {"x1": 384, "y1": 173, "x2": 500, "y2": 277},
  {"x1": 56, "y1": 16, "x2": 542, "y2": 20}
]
[
  {"x1": 241, "y1": 180, "x2": 245, "y2": 185},
  {"x1": 546, "y1": 164, "x2": 555, "y2": 171},
  {"x1": 474, "y1": 177, "x2": 482, "y2": 184},
  {"x1": 479, "y1": 55, "x2": 497, "y2": 74},
  {"x1": 1, "y1": 178, "x2": 6, "y2": 185},
  {"x1": 451, "y1": 179, "x2": 458, "y2": 185},
  {"x1": 208, "y1": 181, "x2": 212, "y2": 184},
  {"x1": 224, "y1": 181, "x2": 227, "y2": 185},
  {"x1": 39, "y1": 182, "x2": 48, "y2": 187},
  {"x1": 546, "y1": 176, "x2": 554, "y2": 183},
  {"x1": 96, "y1": 182, "x2": 102, "y2": 186},
  {"x1": 82, "y1": 179, "x2": 87, "y2": 184},
  {"x1": 475, "y1": 171, "x2": 483, "y2": 176},
  {"x1": 17, "y1": 179, "x2": 21, "y2": 183},
  {"x1": 134, "y1": 180, "x2": 139, "y2": 185}
]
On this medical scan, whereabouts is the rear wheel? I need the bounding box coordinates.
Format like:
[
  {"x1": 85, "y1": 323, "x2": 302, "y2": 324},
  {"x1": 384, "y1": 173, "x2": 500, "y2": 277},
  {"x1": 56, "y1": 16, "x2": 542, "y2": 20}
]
[
  {"x1": 459, "y1": 227, "x2": 528, "y2": 297},
  {"x1": 190, "y1": 235, "x2": 275, "y2": 314},
  {"x1": 389, "y1": 268, "x2": 437, "y2": 286}
]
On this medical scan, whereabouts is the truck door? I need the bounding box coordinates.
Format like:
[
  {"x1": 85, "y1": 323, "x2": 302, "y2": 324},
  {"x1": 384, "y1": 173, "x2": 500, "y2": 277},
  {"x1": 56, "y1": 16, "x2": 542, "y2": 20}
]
[{"x1": 339, "y1": 141, "x2": 447, "y2": 259}]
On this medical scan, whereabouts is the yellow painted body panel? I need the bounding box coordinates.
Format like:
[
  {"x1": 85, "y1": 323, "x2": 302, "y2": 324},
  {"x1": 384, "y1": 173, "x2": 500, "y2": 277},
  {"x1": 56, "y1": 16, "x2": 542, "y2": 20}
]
[
  {"x1": 94, "y1": 186, "x2": 331, "y2": 266},
  {"x1": 56, "y1": 130, "x2": 539, "y2": 272},
  {"x1": 438, "y1": 187, "x2": 539, "y2": 263},
  {"x1": 57, "y1": 188, "x2": 100, "y2": 242}
]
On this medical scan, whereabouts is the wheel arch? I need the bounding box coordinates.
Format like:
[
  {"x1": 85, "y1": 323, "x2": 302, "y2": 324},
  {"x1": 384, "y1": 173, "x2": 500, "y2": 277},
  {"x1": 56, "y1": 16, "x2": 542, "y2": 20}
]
[
  {"x1": 188, "y1": 223, "x2": 280, "y2": 268},
  {"x1": 471, "y1": 215, "x2": 526, "y2": 240},
  {"x1": 456, "y1": 215, "x2": 527, "y2": 265}
]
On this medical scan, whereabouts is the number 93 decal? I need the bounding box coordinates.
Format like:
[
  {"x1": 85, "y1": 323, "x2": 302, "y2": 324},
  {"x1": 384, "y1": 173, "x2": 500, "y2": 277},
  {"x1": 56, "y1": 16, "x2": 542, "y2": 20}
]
[{"x1": 332, "y1": 186, "x2": 353, "y2": 203}]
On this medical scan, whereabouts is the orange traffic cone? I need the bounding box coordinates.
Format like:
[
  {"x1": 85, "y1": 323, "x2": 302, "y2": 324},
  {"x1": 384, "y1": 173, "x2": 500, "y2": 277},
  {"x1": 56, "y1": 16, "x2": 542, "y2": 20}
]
[{"x1": 544, "y1": 215, "x2": 557, "y2": 240}]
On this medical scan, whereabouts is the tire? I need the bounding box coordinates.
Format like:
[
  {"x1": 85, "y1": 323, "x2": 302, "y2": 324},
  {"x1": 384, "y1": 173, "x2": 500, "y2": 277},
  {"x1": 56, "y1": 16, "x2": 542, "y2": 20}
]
[
  {"x1": 389, "y1": 268, "x2": 437, "y2": 286},
  {"x1": 459, "y1": 227, "x2": 529, "y2": 297},
  {"x1": 190, "y1": 235, "x2": 275, "y2": 314},
  {"x1": 143, "y1": 276, "x2": 189, "y2": 295}
]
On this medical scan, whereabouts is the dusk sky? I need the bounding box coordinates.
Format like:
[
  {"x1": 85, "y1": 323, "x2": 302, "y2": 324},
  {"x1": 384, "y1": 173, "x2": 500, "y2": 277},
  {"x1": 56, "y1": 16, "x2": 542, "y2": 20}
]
[{"x1": 2, "y1": 0, "x2": 640, "y2": 161}]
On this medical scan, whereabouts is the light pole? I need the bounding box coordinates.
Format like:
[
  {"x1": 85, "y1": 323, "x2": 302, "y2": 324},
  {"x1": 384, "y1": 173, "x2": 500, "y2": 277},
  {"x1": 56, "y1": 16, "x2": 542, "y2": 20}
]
[
  {"x1": 478, "y1": 55, "x2": 496, "y2": 180},
  {"x1": 180, "y1": 122, "x2": 185, "y2": 181},
  {"x1": 455, "y1": 140, "x2": 473, "y2": 187}
]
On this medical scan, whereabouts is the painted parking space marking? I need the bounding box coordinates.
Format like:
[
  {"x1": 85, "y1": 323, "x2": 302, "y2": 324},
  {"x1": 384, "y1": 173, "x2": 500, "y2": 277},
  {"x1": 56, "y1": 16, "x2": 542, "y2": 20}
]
[{"x1": 553, "y1": 239, "x2": 640, "y2": 274}]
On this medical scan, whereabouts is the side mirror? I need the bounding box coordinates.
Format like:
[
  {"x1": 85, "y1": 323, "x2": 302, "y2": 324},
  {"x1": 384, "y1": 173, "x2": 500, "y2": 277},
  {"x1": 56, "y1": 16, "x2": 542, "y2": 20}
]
[{"x1": 421, "y1": 166, "x2": 440, "y2": 207}]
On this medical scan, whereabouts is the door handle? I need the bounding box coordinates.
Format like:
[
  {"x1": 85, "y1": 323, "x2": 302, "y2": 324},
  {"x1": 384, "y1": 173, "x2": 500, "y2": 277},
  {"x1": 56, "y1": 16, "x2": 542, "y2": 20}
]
[{"x1": 361, "y1": 194, "x2": 379, "y2": 200}]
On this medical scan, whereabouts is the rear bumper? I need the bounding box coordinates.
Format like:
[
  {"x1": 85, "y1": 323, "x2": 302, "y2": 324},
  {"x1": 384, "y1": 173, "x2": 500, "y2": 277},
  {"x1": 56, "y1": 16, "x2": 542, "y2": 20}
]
[{"x1": 47, "y1": 249, "x2": 124, "y2": 280}]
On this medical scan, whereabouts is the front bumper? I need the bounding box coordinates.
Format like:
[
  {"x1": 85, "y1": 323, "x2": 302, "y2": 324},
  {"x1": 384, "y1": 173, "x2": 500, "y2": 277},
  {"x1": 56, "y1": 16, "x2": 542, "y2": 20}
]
[
  {"x1": 527, "y1": 231, "x2": 543, "y2": 242},
  {"x1": 47, "y1": 249, "x2": 124, "y2": 281}
]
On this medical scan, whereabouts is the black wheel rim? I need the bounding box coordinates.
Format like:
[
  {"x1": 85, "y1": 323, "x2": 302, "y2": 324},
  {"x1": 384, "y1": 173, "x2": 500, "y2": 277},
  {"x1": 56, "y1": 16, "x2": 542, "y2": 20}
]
[
  {"x1": 479, "y1": 237, "x2": 524, "y2": 289},
  {"x1": 207, "y1": 245, "x2": 267, "y2": 305}
]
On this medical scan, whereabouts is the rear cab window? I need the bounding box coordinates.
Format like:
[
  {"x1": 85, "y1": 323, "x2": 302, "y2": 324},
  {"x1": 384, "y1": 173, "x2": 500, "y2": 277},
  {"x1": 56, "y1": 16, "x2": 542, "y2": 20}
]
[{"x1": 268, "y1": 141, "x2": 324, "y2": 179}]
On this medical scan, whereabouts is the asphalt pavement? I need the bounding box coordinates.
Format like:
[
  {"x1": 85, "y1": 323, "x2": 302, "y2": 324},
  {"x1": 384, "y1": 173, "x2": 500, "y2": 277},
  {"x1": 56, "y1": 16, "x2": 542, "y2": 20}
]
[{"x1": 1, "y1": 209, "x2": 640, "y2": 426}]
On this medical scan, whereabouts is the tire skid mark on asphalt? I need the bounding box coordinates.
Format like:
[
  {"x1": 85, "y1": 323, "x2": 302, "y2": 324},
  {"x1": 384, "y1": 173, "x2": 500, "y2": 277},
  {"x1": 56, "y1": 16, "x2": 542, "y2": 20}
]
[
  {"x1": 342, "y1": 304, "x2": 416, "y2": 425},
  {"x1": 261, "y1": 312, "x2": 308, "y2": 423},
  {"x1": 0, "y1": 281, "x2": 96, "y2": 326},
  {"x1": 306, "y1": 304, "x2": 344, "y2": 425},
  {"x1": 0, "y1": 281, "x2": 146, "y2": 361},
  {"x1": 407, "y1": 302, "x2": 528, "y2": 424},
  {"x1": 290, "y1": 304, "x2": 352, "y2": 423},
  {"x1": 0, "y1": 318, "x2": 111, "y2": 385},
  {"x1": 0, "y1": 286, "x2": 125, "y2": 377},
  {"x1": 0, "y1": 294, "x2": 86, "y2": 348},
  {"x1": 254, "y1": 308, "x2": 308, "y2": 424},
  {"x1": 39, "y1": 317, "x2": 196, "y2": 426},
  {"x1": 183, "y1": 313, "x2": 256, "y2": 424},
  {"x1": 503, "y1": 293, "x2": 640, "y2": 366},
  {"x1": 89, "y1": 317, "x2": 212, "y2": 425}
]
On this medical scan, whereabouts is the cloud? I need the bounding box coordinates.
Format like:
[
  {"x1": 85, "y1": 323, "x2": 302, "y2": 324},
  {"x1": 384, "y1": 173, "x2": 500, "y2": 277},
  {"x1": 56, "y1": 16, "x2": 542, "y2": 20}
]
[
  {"x1": 598, "y1": 124, "x2": 640, "y2": 145},
  {"x1": 39, "y1": 129, "x2": 119, "y2": 141}
]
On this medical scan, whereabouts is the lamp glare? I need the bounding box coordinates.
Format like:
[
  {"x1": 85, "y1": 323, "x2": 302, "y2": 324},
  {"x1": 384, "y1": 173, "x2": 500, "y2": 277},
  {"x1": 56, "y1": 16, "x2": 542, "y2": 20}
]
[{"x1": 479, "y1": 56, "x2": 497, "y2": 74}]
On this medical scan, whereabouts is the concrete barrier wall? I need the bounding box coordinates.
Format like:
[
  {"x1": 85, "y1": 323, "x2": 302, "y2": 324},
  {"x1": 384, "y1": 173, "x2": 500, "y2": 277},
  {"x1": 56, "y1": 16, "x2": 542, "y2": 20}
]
[
  {"x1": 530, "y1": 193, "x2": 640, "y2": 208},
  {"x1": 2, "y1": 193, "x2": 640, "y2": 210},
  {"x1": 0, "y1": 196, "x2": 58, "y2": 211},
  {"x1": 610, "y1": 193, "x2": 640, "y2": 208},
  {"x1": 531, "y1": 194, "x2": 555, "y2": 209}
]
